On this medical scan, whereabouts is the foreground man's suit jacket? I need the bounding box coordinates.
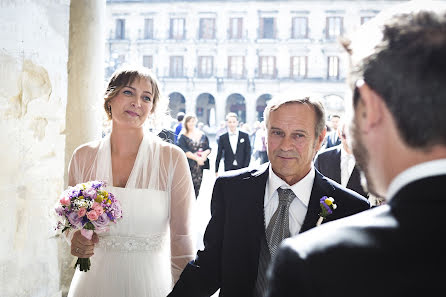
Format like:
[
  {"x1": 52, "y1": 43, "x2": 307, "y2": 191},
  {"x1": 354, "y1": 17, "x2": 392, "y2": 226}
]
[
  {"x1": 169, "y1": 163, "x2": 370, "y2": 297},
  {"x1": 267, "y1": 175, "x2": 446, "y2": 297}
]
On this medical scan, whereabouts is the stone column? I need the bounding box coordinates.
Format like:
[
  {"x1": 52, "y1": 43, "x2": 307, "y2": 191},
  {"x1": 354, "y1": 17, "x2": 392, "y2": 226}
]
[
  {"x1": 65, "y1": 0, "x2": 106, "y2": 185},
  {"x1": 62, "y1": 0, "x2": 106, "y2": 294}
]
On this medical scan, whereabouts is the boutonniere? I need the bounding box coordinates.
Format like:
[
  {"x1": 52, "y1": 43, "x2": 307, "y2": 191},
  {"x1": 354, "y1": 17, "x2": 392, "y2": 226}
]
[
  {"x1": 240, "y1": 138, "x2": 245, "y2": 143},
  {"x1": 316, "y1": 196, "x2": 337, "y2": 226}
]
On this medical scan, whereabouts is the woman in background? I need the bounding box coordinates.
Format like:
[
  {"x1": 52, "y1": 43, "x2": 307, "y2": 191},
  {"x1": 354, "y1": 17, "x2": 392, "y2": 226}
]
[{"x1": 177, "y1": 114, "x2": 211, "y2": 198}]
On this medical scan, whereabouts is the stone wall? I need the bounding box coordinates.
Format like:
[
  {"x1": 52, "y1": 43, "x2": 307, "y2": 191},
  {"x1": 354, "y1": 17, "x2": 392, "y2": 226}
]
[{"x1": 0, "y1": 1, "x2": 70, "y2": 296}]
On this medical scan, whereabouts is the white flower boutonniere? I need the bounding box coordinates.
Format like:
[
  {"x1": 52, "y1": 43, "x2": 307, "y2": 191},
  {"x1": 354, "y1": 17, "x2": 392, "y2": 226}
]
[
  {"x1": 316, "y1": 196, "x2": 337, "y2": 226},
  {"x1": 240, "y1": 138, "x2": 245, "y2": 143}
]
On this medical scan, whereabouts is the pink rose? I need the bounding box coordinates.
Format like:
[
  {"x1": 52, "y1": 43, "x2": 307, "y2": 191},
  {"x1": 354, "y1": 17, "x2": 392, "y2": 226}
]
[
  {"x1": 59, "y1": 195, "x2": 70, "y2": 206},
  {"x1": 77, "y1": 207, "x2": 87, "y2": 217},
  {"x1": 92, "y1": 202, "x2": 104, "y2": 216},
  {"x1": 86, "y1": 210, "x2": 99, "y2": 221}
]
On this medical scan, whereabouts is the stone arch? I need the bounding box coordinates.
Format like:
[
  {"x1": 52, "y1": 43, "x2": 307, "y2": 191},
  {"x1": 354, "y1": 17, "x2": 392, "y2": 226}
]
[
  {"x1": 196, "y1": 93, "x2": 216, "y2": 126},
  {"x1": 256, "y1": 93, "x2": 272, "y2": 121},
  {"x1": 168, "y1": 92, "x2": 186, "y2": 118},
  {"x1": 226, "y1": 93, "x2": 246, "y2": 123}
]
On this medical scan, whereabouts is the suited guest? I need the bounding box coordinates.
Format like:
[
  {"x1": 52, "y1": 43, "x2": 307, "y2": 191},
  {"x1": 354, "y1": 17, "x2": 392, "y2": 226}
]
[
  {"x1": 168, "y1": 95, "x2": 369, "y2": 297},
  {"x1": 267, "y1": 8, "x2": 446, "y2": 297},
  {"x1": 215, "y1": 112, "x2": 251, "y2": 175},
  {"x1": 323, "y1": 114, "x2": 341, "y2": 149},
  {"x1": 314, "y1": 121, "x2": 368, "y2": 198}
]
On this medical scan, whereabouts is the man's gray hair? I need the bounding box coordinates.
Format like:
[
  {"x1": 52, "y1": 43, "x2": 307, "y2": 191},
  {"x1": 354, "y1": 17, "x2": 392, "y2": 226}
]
[{"x1": 263, "y1": 94, "x2": 326, "y2": 138}]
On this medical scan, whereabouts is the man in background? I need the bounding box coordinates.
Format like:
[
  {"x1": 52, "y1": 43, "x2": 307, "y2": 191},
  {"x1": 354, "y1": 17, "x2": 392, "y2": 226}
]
[
  {"x1": 314, "y1": 120, "x2": 368, "y2": 198},
  {"x1": 215, "y1": 112, "x2": 251, "y2": 175},
  {"x1": 174, "y1": 111, "x2": 185, "y2": 144},
  {"x1": 324, "y1": 114, "x2": 341, "y2": 148}
]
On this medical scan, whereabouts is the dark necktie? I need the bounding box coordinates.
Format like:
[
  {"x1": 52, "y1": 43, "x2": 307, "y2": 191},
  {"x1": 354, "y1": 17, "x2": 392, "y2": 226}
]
[
  {"x1": 254, "y1": 188, "x2": 296, "y2": 297},
  {"x1": 266, "y1": 188, "x2": 296, "y2": 257}
]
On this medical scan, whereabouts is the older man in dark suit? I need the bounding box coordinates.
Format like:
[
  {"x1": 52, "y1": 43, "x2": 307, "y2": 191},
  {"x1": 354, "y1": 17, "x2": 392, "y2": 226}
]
[
  {"x1": 168, "y1": 95, "x2": 369, "y2": 297},
  {"x1": 267, "y1": 7, "x2": 446, "y2": 297}
]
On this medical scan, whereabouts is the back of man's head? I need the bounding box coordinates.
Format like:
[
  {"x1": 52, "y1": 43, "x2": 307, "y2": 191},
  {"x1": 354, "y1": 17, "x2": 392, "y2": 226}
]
[
  {"x1": 347, "y1": 9, "x2": 446, "y2": 149},
  {"x1": 177, "y1": 112, "x2": 185, "y2": 122}
]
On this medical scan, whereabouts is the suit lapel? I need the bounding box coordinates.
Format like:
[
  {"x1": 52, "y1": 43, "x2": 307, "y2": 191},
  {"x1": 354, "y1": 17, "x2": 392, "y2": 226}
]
[
  {"x1": 300, "y1": 171, "x2": 335, "y2": 233},
  {"x1": 235, "y1": 133, "x2": 243, "y2": 155},
  {"x1": 347, "y1": 166, "x2": 361, "y2": 189},
  {"x1": 332, "y1": 147, "x2": 342, "y2": 184},
  {"x1": 247, "y1": 163, "x2": 269, "y2": 237},
  {"x1": 245, "y1": 163, "x2": 269, "y2": 279}
]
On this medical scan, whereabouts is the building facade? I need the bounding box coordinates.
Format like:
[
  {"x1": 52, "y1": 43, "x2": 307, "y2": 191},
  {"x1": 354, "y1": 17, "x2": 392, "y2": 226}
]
[{"x1": 106, "y1": 0, "x2": 407, "y2": 129}]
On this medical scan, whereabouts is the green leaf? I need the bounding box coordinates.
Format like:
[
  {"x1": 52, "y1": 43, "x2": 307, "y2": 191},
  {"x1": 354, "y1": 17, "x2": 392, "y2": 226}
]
[{"x1": 84, "y1": 222, "x2": 95, "y2": 230}]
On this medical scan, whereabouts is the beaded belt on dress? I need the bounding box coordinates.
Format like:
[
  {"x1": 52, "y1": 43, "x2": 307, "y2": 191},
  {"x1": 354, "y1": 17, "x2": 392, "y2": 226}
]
[{"x1": 97, "y1": 233, "x2": 167, "y2": 252}]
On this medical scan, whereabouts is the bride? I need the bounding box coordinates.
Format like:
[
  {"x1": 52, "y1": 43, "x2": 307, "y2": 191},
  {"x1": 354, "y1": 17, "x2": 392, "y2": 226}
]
[{"x1": 65, "y1": 65, "x2": 195, "y2": 296}]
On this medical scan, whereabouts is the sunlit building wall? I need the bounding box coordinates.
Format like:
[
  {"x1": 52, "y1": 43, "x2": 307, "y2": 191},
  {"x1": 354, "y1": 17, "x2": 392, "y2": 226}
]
[{"x1": 106, "y1": 0, "x2": 407, "y2": 129}]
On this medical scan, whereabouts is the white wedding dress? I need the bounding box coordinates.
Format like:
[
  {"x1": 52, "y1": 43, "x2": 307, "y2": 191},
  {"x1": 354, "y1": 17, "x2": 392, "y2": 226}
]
[{"x1": 66, "y1": 132, "x2": 195, "y2": 297}]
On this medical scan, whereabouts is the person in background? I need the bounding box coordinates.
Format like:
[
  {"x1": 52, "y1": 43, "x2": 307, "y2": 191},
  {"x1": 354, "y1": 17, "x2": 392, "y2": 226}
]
[
  {"x1": 267, "y1": 7, "x2": 446, "y2": 297},
  {"x1": 174, "y1": 112, "x2": 185, "y2": 144},
  {"x1": 324, "y1": 114, "x2": 341, "y2": 149},
  {"x1": 254, "y1": 121, "x2": 268, "y2": 165},
  {"x1": 215, "y1": 112, "x2": 251, "y2": 175},
  {"x1": 314, "y1": 120, "x2": 369, "y2": 198},
  {"x1": 215, "y1": 120, "x2": 227, "y2": 144},
  {"x1": 178, "y1": 114, "x2": 211, "y2": 198}
]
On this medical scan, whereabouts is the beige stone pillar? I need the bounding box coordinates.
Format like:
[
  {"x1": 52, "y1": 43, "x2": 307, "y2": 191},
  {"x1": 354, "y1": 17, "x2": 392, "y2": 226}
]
[
  {"x1": 65, "y1": 0, "x2": 106, "y2": 186},
  {"x1": 61, "y1": 1, "x2": 106, "y2": 294}
]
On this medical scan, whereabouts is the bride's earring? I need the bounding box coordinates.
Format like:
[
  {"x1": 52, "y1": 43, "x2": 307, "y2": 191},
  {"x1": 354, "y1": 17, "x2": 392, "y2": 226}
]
[{"x1": 108, "y1": 105, "x2": 112, "y2": 116}]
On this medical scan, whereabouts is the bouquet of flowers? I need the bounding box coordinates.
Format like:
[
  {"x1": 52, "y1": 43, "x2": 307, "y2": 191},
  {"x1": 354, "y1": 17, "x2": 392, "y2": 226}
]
[
  {"x1": 55, "y1": 180, "x2": 122, "y2": 272},
  {"x1": 316, "y1": 196, "x2": 337, "y2": 226}
]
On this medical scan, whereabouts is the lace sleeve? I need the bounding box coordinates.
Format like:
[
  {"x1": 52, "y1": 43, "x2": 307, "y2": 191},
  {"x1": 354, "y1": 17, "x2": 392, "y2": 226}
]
[{"x1": 169, "y1": 145, "x2": 196, "y2": 283}]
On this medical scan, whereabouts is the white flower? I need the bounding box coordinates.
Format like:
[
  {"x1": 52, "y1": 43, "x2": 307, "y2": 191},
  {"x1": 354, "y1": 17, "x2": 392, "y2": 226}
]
[{"x1": 240, "y1": 138, "x2": 245, "y2": 143}]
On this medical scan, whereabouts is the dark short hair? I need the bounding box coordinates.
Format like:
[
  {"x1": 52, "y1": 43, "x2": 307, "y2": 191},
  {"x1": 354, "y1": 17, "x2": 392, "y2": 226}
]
[
  {"x1": 103, "y1": 65, "x2": 161, "y2": 120},
  {"x1": 263, "y1": 94, "x2": 326, "y2": 139},
  {"x1": 177, "y1": 112, "x2": 185, "y2": 122},
  {"x1": 347, "y1": 11, "x2": 446, "y2": 148}
]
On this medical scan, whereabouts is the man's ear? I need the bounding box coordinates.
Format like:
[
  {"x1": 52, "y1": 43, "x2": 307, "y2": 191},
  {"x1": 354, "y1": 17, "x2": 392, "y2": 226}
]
[
  {"x1": 315, "y1": 127, "x2": 327, "y2": 151},
  {"x1": 357, "y1": 82, "x2": 384, "y2": 132}
]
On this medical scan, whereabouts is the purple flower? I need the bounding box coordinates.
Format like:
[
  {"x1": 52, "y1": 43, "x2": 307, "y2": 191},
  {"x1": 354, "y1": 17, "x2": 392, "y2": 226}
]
[
  {"x1": 83, "y1": 187, "x2": 97, "y2": 200},
  {"x1": 67, "y1": 211, "x2": 83, "y2": 229},
  {"x1": 91, "y1": 181, "x2": 105, "y2": 189},
  {"x1": 70, "y1": 186, "x2": 81, "y2": 198},
  {"x1": 107, "y1": 201, "x2": 122, "y2": 221},
  {"x1": 92, "y1": 213, "x2": 110, "y2": 233},
  {"x1": 55, "y1": 206, "x2": 65, "y2": 216}
]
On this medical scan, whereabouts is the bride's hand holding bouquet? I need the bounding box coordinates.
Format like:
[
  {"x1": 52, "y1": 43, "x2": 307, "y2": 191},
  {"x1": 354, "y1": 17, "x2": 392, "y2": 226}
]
[{"x1": 54, "y1": 180, "x2": 122, "y2": 272}]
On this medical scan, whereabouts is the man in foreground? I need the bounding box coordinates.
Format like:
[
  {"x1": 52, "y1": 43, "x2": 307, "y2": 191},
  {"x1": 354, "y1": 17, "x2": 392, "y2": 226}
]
[
  {"x1": 169, "y1": 95, "x2": 369, "y2": 297},
  {"x1": 267, "y1": 7, "x2": 446, "y2": 297}
]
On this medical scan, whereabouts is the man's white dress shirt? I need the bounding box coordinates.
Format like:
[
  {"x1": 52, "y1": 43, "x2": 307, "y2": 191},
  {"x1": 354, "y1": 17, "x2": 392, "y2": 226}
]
[
  {"x1": 340, "y1": 147, "x2": 356, "y2": 187},
  {"x1": 264, "y1": 165, "x2": 315, "y2": 236},
  {"x1": 228, "y1": 129, "x2": 239, "y2": 165}
]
